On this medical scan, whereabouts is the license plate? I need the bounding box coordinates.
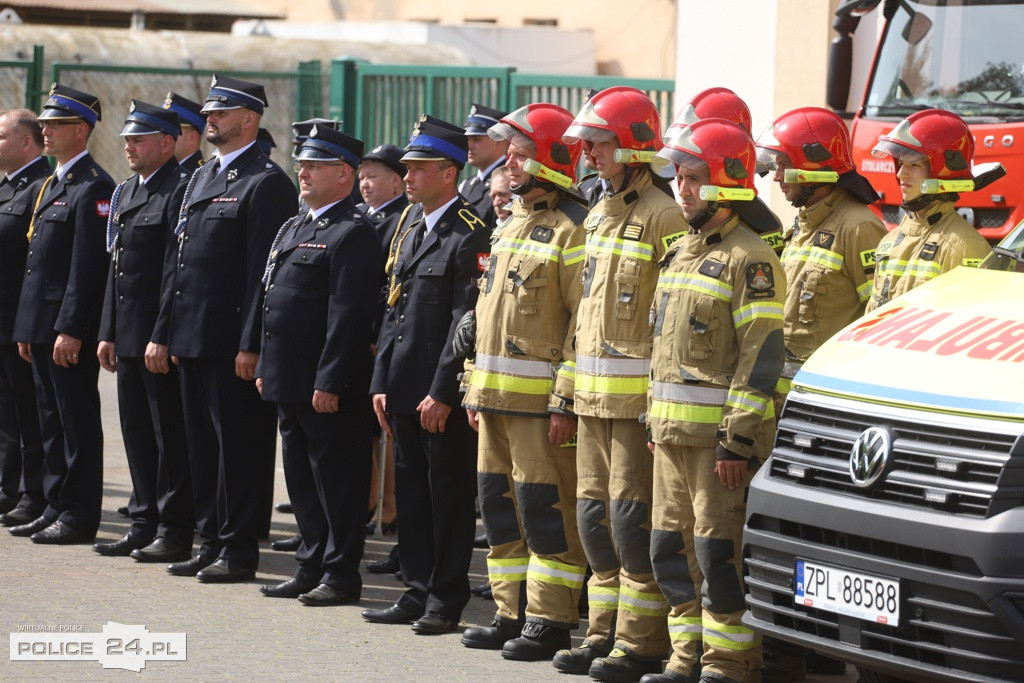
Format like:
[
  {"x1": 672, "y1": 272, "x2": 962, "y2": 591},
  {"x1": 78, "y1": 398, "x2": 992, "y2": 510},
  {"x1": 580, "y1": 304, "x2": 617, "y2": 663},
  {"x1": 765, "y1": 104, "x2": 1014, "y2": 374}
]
[{"x1": 794, "y1": 559, "x2": 900, "y2": 626}]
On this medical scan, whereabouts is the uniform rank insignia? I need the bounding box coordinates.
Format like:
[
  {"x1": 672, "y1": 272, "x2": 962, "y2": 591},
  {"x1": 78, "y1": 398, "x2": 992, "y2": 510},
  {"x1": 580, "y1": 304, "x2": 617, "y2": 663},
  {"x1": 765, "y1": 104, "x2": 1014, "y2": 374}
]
[
  {"x1": 919, "y1": 242, "x2": 939, "y2": 261},
  {"x1": 95, "y1": 201, "x2": 110, "y2": 217},
  {"x1": 746, "y1": 262, "x2": 775, "y2": 298},
  {"x1": 813, "y1": 231, "x2": 836, "y2": 249},
  {"x1": 226, "y1": 169, "x2": 238, "y2": 181},
  {"x1": 531, "y1": 226, "x2": 553, "y2": 243},
  {"x1": 698, "y1": 259, "x2": 725, "y2": 278},
  {"x1": 623, "y1": 222, "x2": 644, "y2": 241}
]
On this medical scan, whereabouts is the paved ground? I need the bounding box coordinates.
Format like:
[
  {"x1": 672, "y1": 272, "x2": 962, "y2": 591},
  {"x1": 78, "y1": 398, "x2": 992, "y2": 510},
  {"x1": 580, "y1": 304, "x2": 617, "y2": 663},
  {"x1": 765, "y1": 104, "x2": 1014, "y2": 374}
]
[{"x1": 1, "y1": 372, "x2": 859, "y2": 680}]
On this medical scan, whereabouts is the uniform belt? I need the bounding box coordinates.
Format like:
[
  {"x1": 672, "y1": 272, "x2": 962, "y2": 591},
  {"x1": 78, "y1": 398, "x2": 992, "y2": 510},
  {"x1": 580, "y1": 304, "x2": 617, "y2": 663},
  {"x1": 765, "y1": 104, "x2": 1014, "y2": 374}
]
[
  {"x1": 576, "y1": 354, "x2": 650, "y2": 376},
  {"x1": 474, "y1": 353, "x2": 554, "y2": 379},
  {"x1": 651, "y1": 382, "x2": 727, "y2": 405}
]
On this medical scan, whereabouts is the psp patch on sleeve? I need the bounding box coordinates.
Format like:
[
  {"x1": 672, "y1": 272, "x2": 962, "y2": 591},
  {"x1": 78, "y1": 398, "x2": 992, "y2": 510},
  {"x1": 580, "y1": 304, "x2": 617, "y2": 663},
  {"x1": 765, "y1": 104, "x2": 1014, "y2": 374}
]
[
  {"x1": 745, "y1": 262, "x2": 775, "y2": 299},
  {"x1": 661, "y1": 230, "x2": 687, "y2": 251}
]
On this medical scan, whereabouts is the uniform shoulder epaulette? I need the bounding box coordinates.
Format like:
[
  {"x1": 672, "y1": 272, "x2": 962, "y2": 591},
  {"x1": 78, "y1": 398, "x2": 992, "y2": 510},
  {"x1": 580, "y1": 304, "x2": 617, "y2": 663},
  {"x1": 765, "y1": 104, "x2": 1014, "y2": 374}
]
[{"x1": 555, "y1": 193, "x2": 589, "y2": 227}]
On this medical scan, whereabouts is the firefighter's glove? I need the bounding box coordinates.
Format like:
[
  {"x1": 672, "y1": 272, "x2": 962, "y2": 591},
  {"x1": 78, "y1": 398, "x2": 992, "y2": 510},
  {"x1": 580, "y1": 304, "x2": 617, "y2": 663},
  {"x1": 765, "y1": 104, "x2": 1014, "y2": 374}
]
[{"x1": 452, "y1": 310, "x2": 477, "y2": 359}]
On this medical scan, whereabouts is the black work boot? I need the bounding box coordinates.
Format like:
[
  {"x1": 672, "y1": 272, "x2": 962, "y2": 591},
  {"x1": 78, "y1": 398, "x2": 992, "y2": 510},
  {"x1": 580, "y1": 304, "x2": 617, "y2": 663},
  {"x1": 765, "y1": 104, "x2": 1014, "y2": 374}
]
[
  {"x1": 460, "y1": 616, "x2": 521, "y2": 650},
  {"x1": 502, "y1": 621, "x2": 571, "y2": 661},
  {"x1": 639, "y1": 666, "x2": 701, "y2": 683},
  {"x1": 589, "y1": 647, "x2": 664, "y2": 682},
  {"x1": 552, "y1": 639, "x2": 612, "y2": 674}
]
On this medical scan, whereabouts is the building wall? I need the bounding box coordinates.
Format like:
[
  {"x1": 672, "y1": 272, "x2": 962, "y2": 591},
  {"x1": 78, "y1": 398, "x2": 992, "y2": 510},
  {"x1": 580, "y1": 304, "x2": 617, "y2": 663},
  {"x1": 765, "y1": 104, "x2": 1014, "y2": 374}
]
[{"x1": 242, "y1": 0, "x2": 676, "y2": 78}]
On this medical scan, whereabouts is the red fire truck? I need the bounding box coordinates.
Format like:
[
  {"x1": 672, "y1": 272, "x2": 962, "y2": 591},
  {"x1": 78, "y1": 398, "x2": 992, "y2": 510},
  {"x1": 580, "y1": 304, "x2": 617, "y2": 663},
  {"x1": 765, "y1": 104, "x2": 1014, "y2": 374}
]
[{"x1": 827, "y1": 0, "x2": 1024, "y2": 241}]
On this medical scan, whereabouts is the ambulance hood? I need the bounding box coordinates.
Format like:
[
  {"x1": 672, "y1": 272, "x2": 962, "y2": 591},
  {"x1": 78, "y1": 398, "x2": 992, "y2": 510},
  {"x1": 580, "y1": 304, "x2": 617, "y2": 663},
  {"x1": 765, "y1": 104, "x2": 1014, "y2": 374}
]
[{"x1": 794, "y1": 267, "x2": 1024, "y2": 421}]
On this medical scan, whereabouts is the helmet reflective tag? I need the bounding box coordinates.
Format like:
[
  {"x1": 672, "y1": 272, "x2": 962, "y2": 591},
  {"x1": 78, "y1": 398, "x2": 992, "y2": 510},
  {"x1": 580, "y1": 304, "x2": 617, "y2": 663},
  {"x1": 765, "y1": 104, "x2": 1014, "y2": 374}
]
[
  {"x1": 783, "y1": 169, "x2": 839, "y2": 184},
  {"x1": 612, "y1": 149, "x2": 657, "y2": 164},
  {"x1": 921, "y1": 178, "x2": 975, "y2": 194},
  {"x1": 699, "y1": 185, "x2": 755, "y2": 202},
  {"x1": 522, "y1": 158, "x2": 573, "y2": 189}
]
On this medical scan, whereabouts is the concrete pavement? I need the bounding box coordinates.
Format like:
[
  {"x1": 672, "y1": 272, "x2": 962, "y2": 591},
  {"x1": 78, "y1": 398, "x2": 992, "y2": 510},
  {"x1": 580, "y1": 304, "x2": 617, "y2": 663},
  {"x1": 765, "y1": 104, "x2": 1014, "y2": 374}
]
[{"x1": 1, "y1": 372, "x2": 857, "y2": 681}]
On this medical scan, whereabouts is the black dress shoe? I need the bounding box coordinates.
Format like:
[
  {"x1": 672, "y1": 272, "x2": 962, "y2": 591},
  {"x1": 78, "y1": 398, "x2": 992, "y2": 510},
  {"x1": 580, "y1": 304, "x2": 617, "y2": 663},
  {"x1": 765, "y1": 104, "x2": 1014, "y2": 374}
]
[
  {"x1": 116, "y1": 505, "x2": 130, "y2": 517},
  {"x1": 31, "y1": 520, "x2": 94, "y2": 545},
  {"x1": 502, "y1": 621, "x2": 572, "y2": 661},
  {"x1": 9, "y1": 515, "x2": 51, "y2": 537},
  {"x1": 473, "y1": 533, "x2": 489, "y2": 549},
  {"x1": 469, "y1": 582, "x2": 491, "y2": 597},
  {"x1": 361, "y1": 604, "x2": 419, "y2": 624},
  {"x1": 412, "y1": 611, "x2": 458, "y2": 635},
  {"x1": 1, "y1": 506, "x2": 39, "y2": 527},
  {"x1": 366, "y1": 556, "x2": 400, "y2": 574},
  {"x1": 93, "y1": 533, "x2": 149, "y2": 556},
  {"x1": 270, "y1": 533, "x2": 302, "y2": 552},
  {"x1": 639, "y1": 671, "x2": 698, "y2": 683},
  {"x1": 167, "y1": 554, "x2": 216, "y2": 577},
  {"x1": 461, "y1": 616, "x2": 520, "y2": 649},
  {"x1": 298, "y1": 584, "x2": 358, "y2": 606},
  {"x1": 196, "y1": 558, "x2": 255, "y2": 583},
  {"x1": 260, "y1": 577, "x2": 318, "y2": 599},
  {"x1": 0, "y1": 498, "x2": 16, "y2": 515},
  {"x1": 275, "y1": 501, "x2": 293, "y2": 514},
  {"x1": 131, "y1": 537, "x2": 192, "y2": 563}
]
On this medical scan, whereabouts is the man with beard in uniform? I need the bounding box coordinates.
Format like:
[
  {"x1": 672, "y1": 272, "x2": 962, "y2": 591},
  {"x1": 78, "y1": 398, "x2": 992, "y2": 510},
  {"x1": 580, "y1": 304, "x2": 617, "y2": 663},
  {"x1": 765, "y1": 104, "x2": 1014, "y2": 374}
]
[
  {"x1": 364, "y1": 115, "x2": 491, "y2": 634},
  {"x1": 93, "y1": 100, "x2": 193, "y2": 563},
  {"x1": 163, "y1": 92, "x2": 206, "y2": 176},
  {"x1": 0, "y1": 109, "x2": 49, "y2": 528},
  {"x1": 11, "y1": 85, "x2": 114, "y2": 545},
  {"x1": 460, "y1": 103, "x2": 508, "y2": 230},
  {"x1": 643, "y1": 118, "x2": 785, "y2": 683},
  {"x1": 163, "y1": 75, "x2": 297, "y2": 583},
  {"x1": 256, "y1": 124, "x2": 382, "y2": 605}
]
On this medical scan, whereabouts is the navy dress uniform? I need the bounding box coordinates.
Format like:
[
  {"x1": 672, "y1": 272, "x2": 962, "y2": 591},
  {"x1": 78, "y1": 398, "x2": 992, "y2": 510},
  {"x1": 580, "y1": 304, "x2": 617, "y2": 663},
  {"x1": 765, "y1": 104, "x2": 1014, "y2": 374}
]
[
  {"x1": 367, "y1": 116, "x2": 491, "y2": 628},
  {"x1": 0, "y1": 154, "x2": 50, "y2": 521},
  {"x1": 459, "y1": 103, "x2": 507, "y2": 230},
  {"x1": 95, "y1": 101, "x2": 193, "y2": 558},
  {"x1": 256, "y1": 125, "x2": 383, "y2": 603},
  {"x1": 165, "y1": 76, "x2": 297, "y2": 579},
  {"x1": 162, "y1": 92, "x2": 206, "y2": 175},
  {"x1": 12, "y1": 84, "x2": 114, "y2": 543}
]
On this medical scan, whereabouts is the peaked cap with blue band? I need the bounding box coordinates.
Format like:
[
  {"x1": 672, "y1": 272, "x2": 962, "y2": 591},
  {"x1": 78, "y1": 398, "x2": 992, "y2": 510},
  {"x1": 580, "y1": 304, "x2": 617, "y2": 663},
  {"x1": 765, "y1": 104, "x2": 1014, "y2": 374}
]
[
  {"x1": 402, "y1": 114, "x2": 468, "y2": 168},
  {"x1": 39, "y1": 83, "x2": 102, "y2": 127},
  {"x1": 292, "y1": 118, "x2": 340, "y2": 156},
  {"x1": 463, "y1": 103, "x2": 506, "y2": 136},
  {"x1": 200, "y1": 74, "x2": 268, "y2": 115},
  {"x1": 296, "y1": 124, "x2": 364, "y2": 168},
  {"x1": 120, "y1": 100, "x2": 180, "y2": 139},
  {"x1": 163, "y1": 92, "x2": 206, "y2": 130}
]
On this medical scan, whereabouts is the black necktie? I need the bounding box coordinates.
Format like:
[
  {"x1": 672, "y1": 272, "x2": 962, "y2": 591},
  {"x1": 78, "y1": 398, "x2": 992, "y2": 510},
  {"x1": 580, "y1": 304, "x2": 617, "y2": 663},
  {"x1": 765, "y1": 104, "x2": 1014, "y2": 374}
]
[{"x1": 412, "y1": 224, "x2": 426, "y2": 252}]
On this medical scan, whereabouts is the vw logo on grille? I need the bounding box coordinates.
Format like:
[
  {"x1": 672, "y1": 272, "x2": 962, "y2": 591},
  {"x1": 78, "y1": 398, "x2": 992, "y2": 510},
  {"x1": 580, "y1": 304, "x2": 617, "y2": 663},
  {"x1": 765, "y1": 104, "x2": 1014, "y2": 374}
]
[{"x1": 849, "y1": 426, "x2": 893, "y2": 488}]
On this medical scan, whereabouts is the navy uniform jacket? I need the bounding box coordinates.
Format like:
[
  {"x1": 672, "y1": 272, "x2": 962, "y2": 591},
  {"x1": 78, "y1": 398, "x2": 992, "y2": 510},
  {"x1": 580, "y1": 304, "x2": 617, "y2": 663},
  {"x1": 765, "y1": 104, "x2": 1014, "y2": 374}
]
[
  {"x1": 178, "y1": 151, "x2": 204, "y2": 177},
  {"x1": 257, "y1": 198, "x2": 383, "y2": 404},
  {"x1": 358, "y1": 193, "x2": 410, "y2": 256},
  {"x1": 165, "y1": 144, "x2": 298, "y2": 359},
  {"x1": 458, "y1": 162, "x2": 502, "y2": 230},
  {"x1": 0, "y1": 158, "x2": 51, "y2": 344},
  {"x1": 98, "y1": 158, "x2": 188, "y2": 356},
  {"x1": 13, "y1": 153, "x2": 115, "y2": 345},
  {"x1": 370, "y1": 198, "x2": 490, "y2": 413}
]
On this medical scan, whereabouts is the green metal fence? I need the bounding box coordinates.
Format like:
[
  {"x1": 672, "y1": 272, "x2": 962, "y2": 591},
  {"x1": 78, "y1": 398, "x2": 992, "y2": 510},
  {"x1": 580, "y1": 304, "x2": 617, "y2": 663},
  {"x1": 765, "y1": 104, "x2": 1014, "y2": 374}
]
[
  {"x1": 49, "y1": 62, "x2": 324, "y2": 181},
  {"x1": 330, "y1": 58, "x2": 675, "y2": 154},
  {"x1": 0, "y1": 46, "x2": 43, "y2": 111}
]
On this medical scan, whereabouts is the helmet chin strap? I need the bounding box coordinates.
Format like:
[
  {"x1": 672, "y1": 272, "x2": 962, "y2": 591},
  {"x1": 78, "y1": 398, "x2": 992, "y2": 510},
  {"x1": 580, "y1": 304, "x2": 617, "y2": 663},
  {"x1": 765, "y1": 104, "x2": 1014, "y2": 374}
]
[
  {"x1": 688, "y1": 201, "x2": 721, "y2": 230},
  {"x1": 510, "y1": 175, "x2": 538, "y2": 196},
  {"x1": 790, "y1": 183, "x2": 824, "y2": 208},
  {"x1": 900, "y1": 193, "x2": 940, "y2": 213}
]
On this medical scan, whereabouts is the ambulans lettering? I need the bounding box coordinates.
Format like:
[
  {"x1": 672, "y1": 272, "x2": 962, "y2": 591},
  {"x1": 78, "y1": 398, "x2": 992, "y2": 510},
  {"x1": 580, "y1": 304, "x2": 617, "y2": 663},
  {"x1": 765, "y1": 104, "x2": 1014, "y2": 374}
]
[{"x1": 837, "y1": 306, "x2": 1024, "y2": 361}]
